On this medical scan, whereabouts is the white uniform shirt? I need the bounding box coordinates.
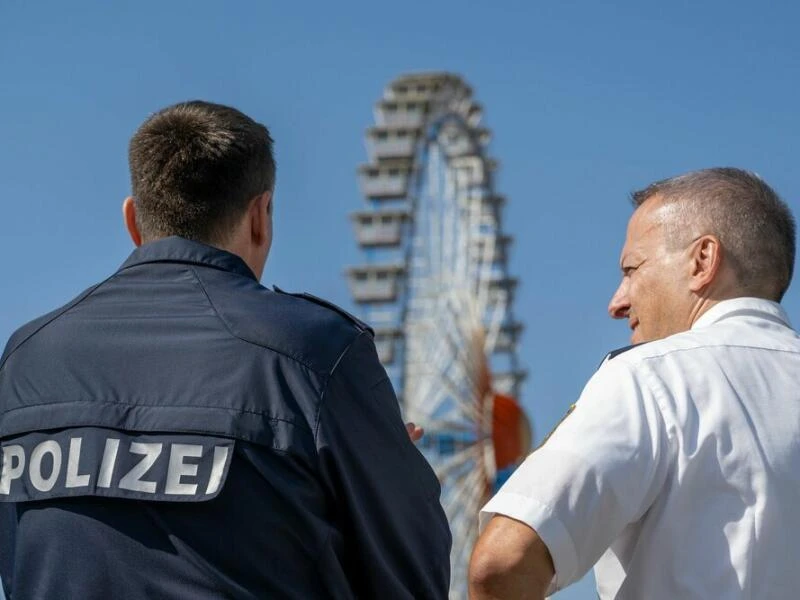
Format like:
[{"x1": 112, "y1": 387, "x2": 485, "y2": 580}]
[{"x1": 481, "y1": 297, "x2": 800, "y2": 599}]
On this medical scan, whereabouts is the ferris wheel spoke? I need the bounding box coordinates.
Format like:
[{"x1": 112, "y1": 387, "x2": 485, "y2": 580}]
[
  {"x1": 463, "y1": 190, "x2": 480, "y2": 291},
  {"x1": 405, "y1": 358, "x2": 479, "y2": 424},
  {"x1": 453, "y1": 464, "x2": 488, "y2": 528},
  {"x1": 417, "y1": 356, "x2": 486, "y2": 426},
  {"x1": 450, "y1": 512, "x2": 481, "y2": 596},
  {"x1": 439, "y1": 467, "x2": 475, "y2": 511},
  {"x1": 438, "y1": 460, "x2": 476, "y2": 496},
  {"x1": 447, "y1": 489, "x2": 486, "y2": 565},
  {"x1": 437, "y1": 324, "x2": 483, "y2": 397},
  {"x1": 405, "y1": 315, "x2": 485, "y2": 420},
  {"x1": 422, "y1": 366, "x2": 482, "y2": 423},
  {"x1": 423, "y1": 418, "x2": 475, "y2": 433},
  {"x1": 426, "y1": 296, "x2": 483, "y2": 387},
  {"x1": 445, "y1": 152, "x2": 467, "y2": 288},
  {"x1": 442, "y1": 466, "x2": 487, "y2": 520},
  {"x1": 433, "y1": 442, "x2": 484, "y2": 480},
  {"x1": 450, "y1": 511, "x2": 478, "y2": 564},
  {"x1": 441, "y1": 297, "x2": 486, "y2": 380}
]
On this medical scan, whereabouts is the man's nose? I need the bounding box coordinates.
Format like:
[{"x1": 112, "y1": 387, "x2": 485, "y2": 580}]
[{"x1": 608, "y1": 283, "x2": 630, "y2": 319}]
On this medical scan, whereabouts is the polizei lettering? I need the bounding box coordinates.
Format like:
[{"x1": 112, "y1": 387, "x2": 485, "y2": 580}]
[{"x1": 0, "y1": 427, "x2": 234, "y2": 503}]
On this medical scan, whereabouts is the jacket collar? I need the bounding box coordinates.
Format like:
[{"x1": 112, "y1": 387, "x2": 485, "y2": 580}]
[
  {"x1": 118, "y1": 236, "x2": 258, "y2": 281},
  {"x1": 692, "y1": 296, "x2": 791, "y2": 330}
]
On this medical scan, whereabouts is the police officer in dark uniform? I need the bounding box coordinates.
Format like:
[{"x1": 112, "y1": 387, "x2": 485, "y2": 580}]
[{"x1": 0, "y1": 101, "x2": 451, "y2": 599}]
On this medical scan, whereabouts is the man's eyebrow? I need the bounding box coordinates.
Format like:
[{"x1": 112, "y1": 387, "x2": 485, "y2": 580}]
[{"x1": 620, "y1": 256, "x2": 644, "y2": 271}]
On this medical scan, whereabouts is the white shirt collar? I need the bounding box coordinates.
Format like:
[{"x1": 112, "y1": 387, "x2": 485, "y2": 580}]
[{"x1": 691, "y1": 297, "x2": 791, "y2": 330}]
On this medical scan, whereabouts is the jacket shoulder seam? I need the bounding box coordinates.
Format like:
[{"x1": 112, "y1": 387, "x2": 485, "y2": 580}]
[
  {"x1": 313, "y1": 330, "x2": 373, "y2": 444},
  {"x1": 188, "y1": 266, "x2": 350, "y2": 376},
  {"x1": 0, "y1": 277, "x2": 114, "y2": 371}
]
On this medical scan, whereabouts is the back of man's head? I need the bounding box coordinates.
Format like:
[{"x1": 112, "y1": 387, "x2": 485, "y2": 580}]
[
  {"x1": 128, "y1": 101, "x2": 276, "y2": 246},
  {"x1": 631, "y1": 167, "x2": 796, "y2": 301}
]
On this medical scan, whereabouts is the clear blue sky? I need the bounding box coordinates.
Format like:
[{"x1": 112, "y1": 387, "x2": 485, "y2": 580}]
[{"x1": 2, "y1": 1, "x2": 799, "y2": 597}]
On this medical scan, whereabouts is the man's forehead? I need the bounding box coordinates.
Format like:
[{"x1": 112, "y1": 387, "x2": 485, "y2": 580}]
[
  {"x1": 629, "y1": 197, "x2": 679, "y2": 238},
  {"x1": 620, "y1": 197, "x2": 674, "y2": 262},
  {"x1": 631, "y1": 194, "x2": 672, "y2": 223}
]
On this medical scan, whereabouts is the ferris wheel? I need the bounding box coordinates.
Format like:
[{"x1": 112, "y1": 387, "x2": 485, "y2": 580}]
[{"x1": 346, "y1": 72, "x2": 530, "y2": 597}]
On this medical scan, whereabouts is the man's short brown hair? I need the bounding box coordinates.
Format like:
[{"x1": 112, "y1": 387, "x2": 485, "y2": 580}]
[{"x1": 128, "y1": 101, "x2": 276, "y2": 244}]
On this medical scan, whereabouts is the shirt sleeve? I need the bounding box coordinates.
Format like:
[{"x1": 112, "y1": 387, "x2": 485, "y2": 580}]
[
  {"x1": 316, "y1": 331, "x2": 452, "y2": 600},
  {"x1": 480, "y1": 357, "x2": 672, "y2": 590}
]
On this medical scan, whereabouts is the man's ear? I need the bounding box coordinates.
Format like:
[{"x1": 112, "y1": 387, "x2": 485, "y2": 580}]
[
  {"x1": 688, "y1": 234, "x2": 722, "y2": 293},
  {"x1": 249, "y1": 191, "x2": 272, "y2": 246},
  {"x1": 122, "y1": 197, "x2": 143, "y2": 247}
]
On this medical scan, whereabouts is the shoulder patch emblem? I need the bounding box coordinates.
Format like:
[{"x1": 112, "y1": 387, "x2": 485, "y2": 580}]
[{"x1": 536, "y1": 403, "x2": 576, "y2": 450}]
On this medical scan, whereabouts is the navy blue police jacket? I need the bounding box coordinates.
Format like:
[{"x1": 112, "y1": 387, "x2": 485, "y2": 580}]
[{"x1": 0, "y1": 237, "x2": 451, "y2": 599}]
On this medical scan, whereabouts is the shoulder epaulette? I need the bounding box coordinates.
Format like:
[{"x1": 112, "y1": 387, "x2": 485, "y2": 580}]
[
  {"x1": 597, "y1": 343, "x2": 642, "y2": 369},
  {"x1": 272, "y1": 286, "x2": 374, "y2": 335}
]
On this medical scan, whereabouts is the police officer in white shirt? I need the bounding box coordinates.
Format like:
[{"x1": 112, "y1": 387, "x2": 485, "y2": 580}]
[{"x1": 469, "y1": 167, "x2": 798, "y2": 599}]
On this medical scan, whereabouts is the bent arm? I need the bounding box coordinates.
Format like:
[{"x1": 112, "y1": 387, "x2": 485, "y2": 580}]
[
  {"x1": 469, "y1": 515, "x2": 554, "y2": 600},
  {"x1": 472, "y1": 357, "x2": 672, "y2": 594},
  {"x1": 316, "y1": 332, "x2": 451, "y2": 599}
]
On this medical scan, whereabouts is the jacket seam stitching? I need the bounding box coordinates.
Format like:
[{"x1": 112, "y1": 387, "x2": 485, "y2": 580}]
[
  {"x1": 0, "y1": 275, "x2": 115, "y2": 371},
  {"x1": 0, "y1": 397, "x2": 312, "y2": 429},
  {"x1": 188, "y1": 266, "x2": 327, "y2": 375},
  {"x1": 314, "y1": 331, "x2": 380, "y2": 445}
]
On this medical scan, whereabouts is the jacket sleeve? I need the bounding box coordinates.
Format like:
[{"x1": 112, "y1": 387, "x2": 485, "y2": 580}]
[{"x1": 316, "y1": 331, "x2": 452, "y2": 599}]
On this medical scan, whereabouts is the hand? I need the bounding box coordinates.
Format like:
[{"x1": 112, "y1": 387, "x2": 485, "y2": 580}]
[{"x1": 405, "y1": 422, "x2": 424, "y2": 442}]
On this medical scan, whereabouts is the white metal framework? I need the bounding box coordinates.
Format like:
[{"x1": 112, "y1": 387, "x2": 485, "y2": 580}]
[{"x1": 346, "y1": 73, "x2": 526, "y2": 598}]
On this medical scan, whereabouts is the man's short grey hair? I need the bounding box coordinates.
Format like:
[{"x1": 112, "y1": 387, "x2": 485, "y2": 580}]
[{"x1": 631, "y1": 167, "x2": 796, "y2": 301}]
